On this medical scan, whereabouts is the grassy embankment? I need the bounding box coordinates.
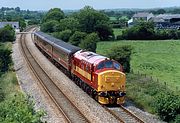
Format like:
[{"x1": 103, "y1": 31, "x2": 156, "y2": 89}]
[
  {"x1": 97, "y1": 40, "x2": 180, "y2": 112},
  {"x1": 0, "y1": 43, "x2": 44, "y2": 122}
]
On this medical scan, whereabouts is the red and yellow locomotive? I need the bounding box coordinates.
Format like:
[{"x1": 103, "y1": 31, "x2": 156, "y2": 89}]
[
  {"x1": 34, "y1": 31, "x2": 126, "y2": 105},
  {"x1": 72, "y1": 50, "x2": 126, "y2": 104}
]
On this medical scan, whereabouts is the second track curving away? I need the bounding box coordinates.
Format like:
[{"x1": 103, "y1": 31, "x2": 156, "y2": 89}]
[{"x1": 19, "y1": 28, "x2": 90, "y2": 123}]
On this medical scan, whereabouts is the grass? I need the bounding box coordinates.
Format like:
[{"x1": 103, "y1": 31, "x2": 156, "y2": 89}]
[
  {"x1": 0, "y1": 43, "x2": 18, "y2": 100},
  {"x1": 113, "y1": 28, "x2": 125, "y2": 37},
  {"x1": 97, "y1": 40, "x2": 180, "y2": 91}
]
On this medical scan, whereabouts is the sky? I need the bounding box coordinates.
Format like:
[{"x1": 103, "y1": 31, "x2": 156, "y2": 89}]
[{"x1": 1, "y1": 0, "x2": 180, "y2": 10}]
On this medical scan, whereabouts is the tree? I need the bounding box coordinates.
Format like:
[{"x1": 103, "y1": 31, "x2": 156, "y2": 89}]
[
  {"x1": 79, "y1": 33, "x2": 99, "y2": 52},
  {"x1": 69, "y1": 31, "x2": 87, "y2": 46},
  {"x1": 42, "y1": 8, "x2": 64, "y2": 23},
  {"x1": 74, "y1": 6, "x2": 113, "y2": 40},
  {"x1": 107, "y1": 45, "x2": 133, "y2": 73},
  {"x1": 95, "y1": 24, "x2": 114, "y2": 40},
  {"x1": 40, "y1": 20, "x2": 59, "y2": 33},
  {"x1": 54, "y1": 17, "x2": 79, "y2": 32},
  {"x1": 0, "y1": 25, "x2": 15, "y2": 42},
  {"x1": 53, "y1": 29, "x2": 72, "y2": 42},
  {"x1": 15, "y1": 7, "x2": 20, "y2": 12}
]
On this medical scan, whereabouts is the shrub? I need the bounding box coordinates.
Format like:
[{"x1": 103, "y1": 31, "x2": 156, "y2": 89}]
[
  {"x1": 0, "y1": 87, "x2": 5, "y2": 102},
  {"x1": 121, "y1": 21, "x2": 155, "y2": 40},
  {"x1": 0, "y1": 25, "x2": 15, "y2": 42},
  {"x1": 107, "y1": 45, "x2": 133, "y2": 73},
  {"x1": 0, "y1": 94, "x2": 44, "y2": 123},
  {"x1": 153, "y1": 92, "x2": 180, "y2": 122},
  {"x1": 175, "y1": 114, "x2": 180, "y2": 123},
  {"x1": 0, "y1": 48, "x2": 12, "y2": 72}
]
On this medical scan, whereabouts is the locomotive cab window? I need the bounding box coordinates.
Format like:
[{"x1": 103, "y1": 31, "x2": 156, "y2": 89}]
[
  {"x1": 104, "y1": 61, "x2": 113, "y2": 68},
  {"x1": 114, "y1": 62, "x2": 120, "y2": 70},
  {"x1": 96, "y1": 60, "x2": 121, "y2": 70}
]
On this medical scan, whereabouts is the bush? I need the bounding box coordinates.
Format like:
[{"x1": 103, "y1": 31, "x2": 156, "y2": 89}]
[
  {"x1": 69, "y1": 31, "x2": 87, "y2": 46},
  {"x1": 175, "y1": 114, "x2": 180, "y2": 123},
  {"x1": 121, "y1": 21, "x2": 155, "y2": 40},
  {"x1": 0, "y1": 87, "x2": 5, "y2": 102},
  {"x1": 153, "y1": 92, "x2": 180, "y2": 122},
  {"x1": 0, "y1": 25, "x2": 15, "y2": 42},
  {"x1": 79, "y1": 32, "x2": 99, "y2": 52},
  {"x1": 107, "y1": 45, "x2": 133, "y2": 73},
  {"x1": 0, "y1": 94, "x2": 44, "y2": 123},
  {"x1": 53, "y1": 29, "x2": 72, "y2": 42},
  {"x1": 0, "y1": 48, "x2": 12, "y2": 72}
]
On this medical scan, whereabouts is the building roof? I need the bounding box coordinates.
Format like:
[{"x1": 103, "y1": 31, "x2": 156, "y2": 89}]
[
  {"x1": 0, "y1": 22, "x2": 19, "y2": 29},
  {"x1": 151, "y1": 17, "x2": 165, "y2": 22},
  {"x1": 133, "y1": 12, "x2": 152, "y2": 18},
  {"x1": 156, "y1": 14, "x2": 180, "y2": 19}
]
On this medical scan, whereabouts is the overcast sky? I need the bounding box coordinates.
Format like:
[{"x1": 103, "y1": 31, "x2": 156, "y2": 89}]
[{"x1": 1, "y1": 0, "x2": 180, "y2": 10}]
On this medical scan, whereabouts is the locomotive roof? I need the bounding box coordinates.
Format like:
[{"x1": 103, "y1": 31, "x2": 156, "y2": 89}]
[
  {"x1": 34, "y1": 31, "x2": 81, "y2": 54},
  {"x1": 74, "y1": 50, "x2": 108, "y2": 65}
]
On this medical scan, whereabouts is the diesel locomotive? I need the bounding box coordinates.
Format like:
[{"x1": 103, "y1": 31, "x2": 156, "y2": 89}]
[{"x1": 34, "y1": 31, "x2": 126, "y2": 105}]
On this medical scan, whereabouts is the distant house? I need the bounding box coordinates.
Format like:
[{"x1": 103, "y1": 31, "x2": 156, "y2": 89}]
[
  {"x1": 128, "y1": 12, "x2": 154, "y2": 27},
  {"x1": 133, "y1": 12, "x2": 154, "y2": 22},
  {"x1": 0, "y1": 22, "x2": 20, "y2": 32},
  {"x1": 152, "y1": 14, "x2": 180, "y2": 29}
]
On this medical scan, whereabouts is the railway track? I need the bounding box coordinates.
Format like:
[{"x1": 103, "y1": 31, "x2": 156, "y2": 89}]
[
  {"x1": 104, "y1": 105, "x2": 145, "y2": 123},
  {"x1": 19, "y1": 28, "x2": 89, "y2": 123}
]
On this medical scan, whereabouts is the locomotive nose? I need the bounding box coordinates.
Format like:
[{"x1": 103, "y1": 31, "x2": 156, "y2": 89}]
[{"x1": 98, "y1": 70, "x2": 126, "y2": 92}]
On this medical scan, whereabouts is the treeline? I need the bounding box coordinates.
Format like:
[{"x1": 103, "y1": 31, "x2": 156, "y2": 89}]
[
  {"x1": 117, "y1": 21, "x2": 180, "y2": 40},
  {"x1": 0, "y1": 7, "x2": 44, "y2": 30},
  {"x1": 41, "y1": 6, "x2": 114, "y2": 52}
]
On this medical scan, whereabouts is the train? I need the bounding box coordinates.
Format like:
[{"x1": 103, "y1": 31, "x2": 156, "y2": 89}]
[{"x1": 33, "y1": 31, "x2": 126, "y2": 105}]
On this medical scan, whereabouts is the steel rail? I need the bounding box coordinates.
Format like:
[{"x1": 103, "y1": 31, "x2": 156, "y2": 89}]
[{"x1": 19, "y1": 28, "x2": 89, "y2": 123}]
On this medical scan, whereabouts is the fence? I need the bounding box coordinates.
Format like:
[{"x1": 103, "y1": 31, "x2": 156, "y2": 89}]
[{"x1": 130, "y1": 69, "x2": 180, "y2": 92}]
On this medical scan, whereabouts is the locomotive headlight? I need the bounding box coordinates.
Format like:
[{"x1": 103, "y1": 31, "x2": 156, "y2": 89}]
[
  {"x1": 100, "y1": 92, "x2": 108, "y2": 97},
  {"x1": 119, "y1": 92, "x2": 126, "y2": 97}
]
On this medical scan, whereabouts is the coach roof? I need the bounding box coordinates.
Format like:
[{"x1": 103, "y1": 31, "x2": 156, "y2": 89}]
[{"x1": 35, "y1": 31, "x2": 81, "y2": 54}]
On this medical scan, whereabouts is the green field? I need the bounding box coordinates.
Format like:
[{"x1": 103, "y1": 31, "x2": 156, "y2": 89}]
[
  {"x1": 97, "y1": 40, "x2": 180, "y2": 91},
  {"x1": 113, "y1": 28, "x2": 125, "y2": 37}
]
